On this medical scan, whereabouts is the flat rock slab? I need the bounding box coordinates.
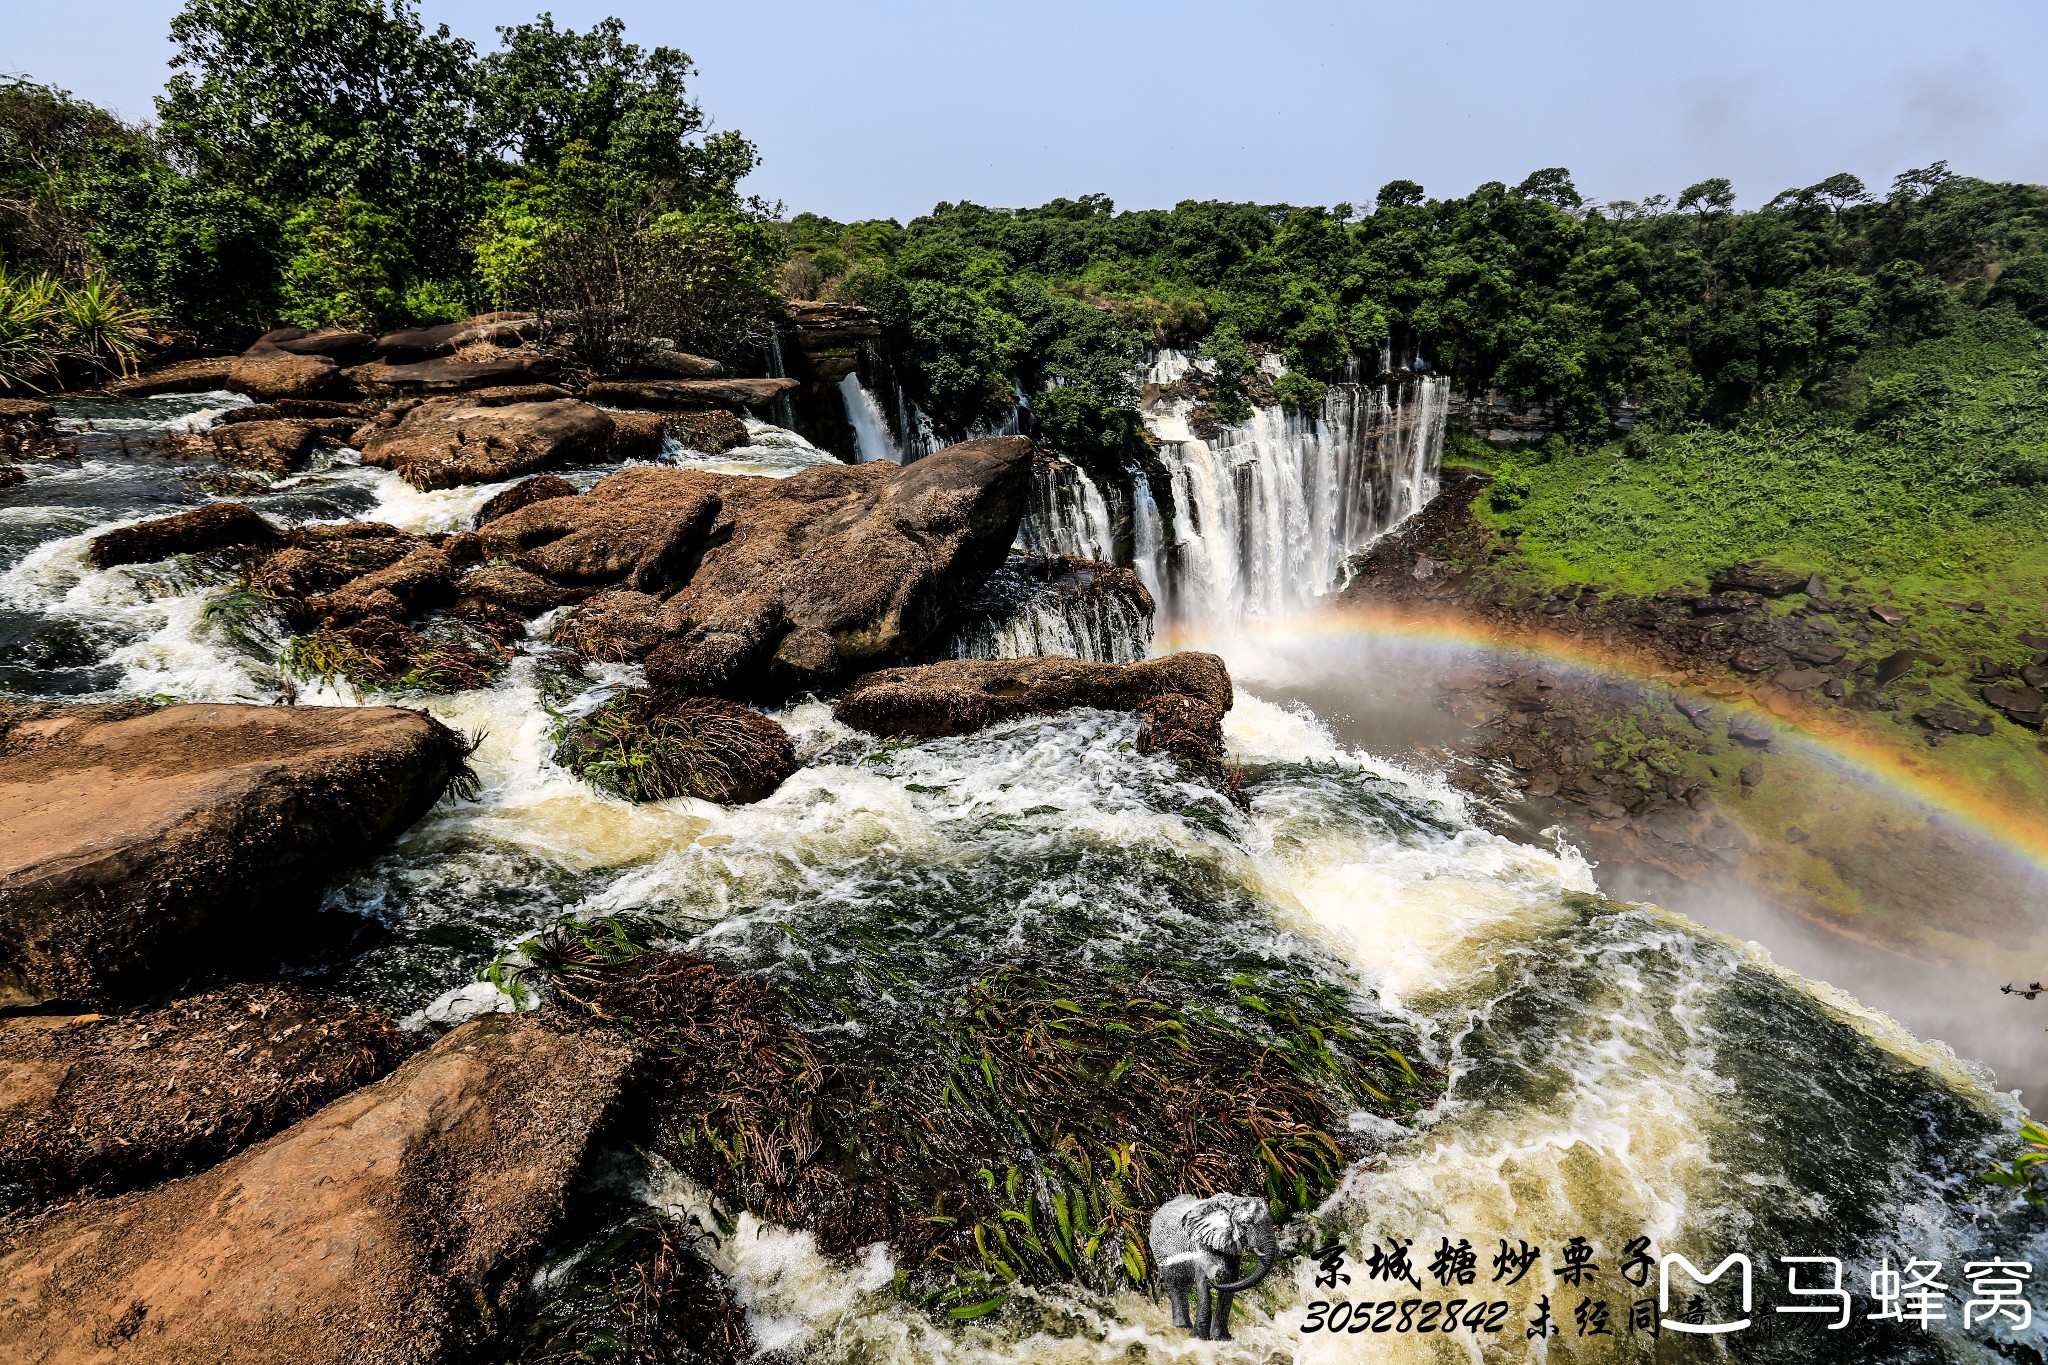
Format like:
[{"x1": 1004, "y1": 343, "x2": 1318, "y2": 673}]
[
  {"x1": 103, "y1": 357, "x2": 235, "y2": 398},
  {"x1": 0, "y1": 701, "x2": 469, "y2": 1006},
  {"x1": 355, "y1": 397, "x2": 654, "y2": 490},
  {"x1": 836, "y1": 652, "x2": 1234, "y2": 772},
  {"x1": 0, "y1": 1011, "x2": 640, "y2": 1365},
  {"x1": 0, "y1": 982, "x2": 413, "y2": 1206},
  {"x1": 227, "y1": 346, "x2": 342, "y2": 401},
  {"x1": 345, "y1": 354, "x2": 554, "y2": 393},
  {"x1": 374, "y1": 311, "x2": 538, "y2": 360},
  {"x1": 583, "y1": 377, "x2": 797, "y2": 410}
]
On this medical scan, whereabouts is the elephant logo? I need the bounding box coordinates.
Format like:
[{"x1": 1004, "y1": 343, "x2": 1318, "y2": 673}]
[{"x1": 1148, "y1": 1192, "x2": 1280, "y2": 1340}]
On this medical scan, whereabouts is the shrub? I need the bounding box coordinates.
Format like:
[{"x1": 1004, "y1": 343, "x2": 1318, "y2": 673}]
[
  {"x1": 1488, "y1": 458, "x2": 1533, "y2": 510},
  {"x1": 1271, "y1": 370, "x2": 1329, "y2": 412}
]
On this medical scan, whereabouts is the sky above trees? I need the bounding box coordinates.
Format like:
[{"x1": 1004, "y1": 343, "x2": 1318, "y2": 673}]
[{"x1": 3, "y1": 0, "x2": 2044, "y2": 221}]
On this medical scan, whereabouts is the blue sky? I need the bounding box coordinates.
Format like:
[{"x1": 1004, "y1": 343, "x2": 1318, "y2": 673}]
[{"x1": 5, "y1": 0, "x2": 2045, "y2": 221}]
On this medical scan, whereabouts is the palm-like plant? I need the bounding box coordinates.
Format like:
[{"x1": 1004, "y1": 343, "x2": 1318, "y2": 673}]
[
  {"x1": 0, "y1": 265, "x2": 156, "y2": 391},
  {"x1": 56, "y1": 274, "x2": 156, "y2": 377},
  {"x1": 0, "y1": 268, "x2": 61, "y2": 391}
]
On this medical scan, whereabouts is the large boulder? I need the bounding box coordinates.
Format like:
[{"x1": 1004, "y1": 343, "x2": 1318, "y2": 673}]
[
  {"x1": 0, "y1": 983, "x2": 413, "y2": 1206},
  {"x1": 635, "y1": 347, "x2": 727, "y2": 379},
  {"x1": 344, "y1": 354, "x2": 555, "y2": 394},
  {"x1": 489, "y1": 436, "x2": 1034, "y2": 696},
  {"x1": 88, "y1": 502, "x2": 286, "y2": 569},
  {"x1": 192, "y1": 416, "x2": 361, "y2": 475},
  {"x1": 355, "y1": 397, "x2": 654, "y2": 490},
  {"x1": 583, "y1": 377, "x2": 797, "y2": 411},
  {"x1": 0, "y1": 701, "x2": 470, "y2": 1006},
  {"x1": 0, "y1": 1011, "x2": 641, "y2": 1365},
  {"x1": 103, "y1": 356, "x2": 235, "y2": 398},
  {"x1": 0, "y1": 399, "x2": 58, "y2": 460},
  {"x1": 227, "y1": 344, "x2": 342, "y2": 401},
  {"x1": 836, "y1": 652, "x2": 1235, "y2": 772},
  {"x1": 253, "y1": 327, "x2": 375, "y2": 360},
  {"x1": 373, "y1": 311, "x2": 539, "y2": 360},
  {"x1": 473, "y1": 474, "x2": 580, "y2": 528},
  {"x1": 554, "y1": 689, "x2": 795, "y2": 804}
]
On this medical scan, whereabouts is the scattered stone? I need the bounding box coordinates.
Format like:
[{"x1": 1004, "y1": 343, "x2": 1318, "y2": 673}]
[
  {"x1": 88, "y1": 501, "x2": 285, "y2": 568},
  {"x1": 1711, "y1": 562, "x2": 1807, "y2": 597},
  {"x1": 1727, "y1": 713, "x2": 1775, "y2": 749},
  {"x1": 1870, "y1": 603, "x2": 1907, "y2": 626},
  {"x1": 0, "y1": 399, "x2": 60, "y2": 460},
  {"x1": 1789, "y1": 641, "x2": 1846, "y2": 665},
  {"x1": 1672, "y1": 696, "x2": 1717, "y2": 732},
  {"x1": 0, "y1": 983, "x2": 413, "y2": 1205},
  {"x1": 1824, "y1": 679, "x2": 1846, "y2": 699},
  {"x1": 1411, "y1": 555, "x2": 1442, "y2": 581},
  {"x1": 1739, "y1": 761, "x2": 1763, "y2": 787},
  {"x1": 1914, "y1": 703, "x2": 1993, "y2": 736},
  {"x1": 1526, "y1": 771, "x2": 1560, "y2": 797},
  {"x1": 2019, "y1": 631, "x2": 2048, "y2": 652},
  {"x1": 1731, "y1": 646, "x2": 1779, "y2": 673},
  {"x1": 0, "y1": 701, "x2": 471, "y2": 1006},
  {"x1": 1773, "y1": 668, "x2": 1829, "y2": 692},
  {"x1": 1983, "y1": 684, "x2": 2047, "y2": 727},
  {"x1": 452, "y1": 563, "x2": 577, "y2": 623},
  {"x1": 1874, "y1": 649, "x2": 1927, "y2": 685},
  {"x1": 103, "y1": 355, "x2": 236, "y2": 398},
  {"x1": 2022, "y1": 664, "x2": 2048, "y2": 690},
  {"x1": 837, "y1": 652, "x2": 1234, "y2": 774},
  {"x1": 1786, "y1": 827, "x2": 1809, "y2": 844},
  {"x1": 357, "y1": 397, "x2": 648, "y2": 490},
  {"x1": 1587, "y1": 798, "x2": 1627, "y2": 820},
  {"x1": 0, "y1": 1011, "x2": 639, "y2": 1365},
  {"x1": 555, "y1": 689, "x2": 796, "y2": 804},
  {"x1": 584, "y1": 377, "x2": 799, "y2": 410}
]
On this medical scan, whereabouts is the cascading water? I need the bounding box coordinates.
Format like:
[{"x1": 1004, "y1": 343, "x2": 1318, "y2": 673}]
[
  {"x1": 1138, "y1": 360, "x2": 1448, "y2": 631},
  {"x1": 5, "y1": 387, "x2": 2044, "y2": 1364},
  {"x1": 837, "y1": 372, "x2": 901, "y2": 463},
  {"x1": 1017, "y1": 457, "x2": 1117, "y2": 564}
]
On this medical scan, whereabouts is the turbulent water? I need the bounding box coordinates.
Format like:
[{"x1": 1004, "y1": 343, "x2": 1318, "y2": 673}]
[{"x1": 5, "y1": 392, "x2": 2045, "y2": 1362}]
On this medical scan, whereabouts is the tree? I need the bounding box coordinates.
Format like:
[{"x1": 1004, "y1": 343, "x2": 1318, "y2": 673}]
[
  {"x1": 156, "y1": 0, "x2": 483, "y2": 271},
  {"x1": 1375, "y1": 179, "x2": 1425, "y2": 210},
  {"x1": 476, "y1": 15, "x2": 760, "y2": 220},
  {"x1": 1677, "y1": 178, "x2": 1736, "y2": 217},
  {"x1": 1808, "y1": 172, "x2": 1871, "y2": 218},
  {"x1": 1516, "y1": 168, "x2": 1582, "y2": 210}
]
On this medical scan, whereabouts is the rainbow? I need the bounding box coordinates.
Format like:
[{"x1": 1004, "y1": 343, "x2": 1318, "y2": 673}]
[{"x1": 1163, "y1": 603, "x2": 2048, "y2": 880}]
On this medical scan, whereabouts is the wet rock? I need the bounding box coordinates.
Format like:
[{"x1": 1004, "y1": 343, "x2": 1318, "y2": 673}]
[
  {"x1": 0, "y1": 1011, "x2": 640, "y2": 1365},
  {"x1": 103, "y1": 356, "x2": 235, "y2": 398},
  {"x1": 227, "y1": 343, "x2": 342, "y2": 401},
  {"x1": 0, "y1": 701, "x2": 470, "y2": 1006},
  {"x1": 244, "y1": 522, "x2": 423, "y2": 604},
  {"x1": 550, "y1": 589, "x2": 668, "y2": 661},
  {"x1": 1673, "y1": 696, "x2": 1717, "y2": 732},
  {"x1": 584, "y1": 377, "x2": 799, "y2": 410},
  {"x1": 0, "y1": 465, "x2": 21, "y2": 486},
  {"x1": 475, "y1": 473, "x2": 582, "y2": 527},
  {"x1": 1711, "y1": 562, "x2": 1807, "y2": 597},
  {"x1": 518, "y1": 438, "x2": 1035, "y2": 697},
  {"x1": 1983, "y1": 684, "x2": 2047, "y2": 727},
  {"x1": 88, "y1": 501, "x2": 286, "y2": 568},
  {"x1": 452, "y1": 564, "x2": 577, "y2": 621},
  {"x1": 1526, "y1": 771, "x2": 1560, "y2": 797},
  {"x1": 373, "y1": 311, "x2": 539, "y2": 360},
  {"x1": 345, "y1": 353, "x2": 556, "y2": 394},
  {"x1": 836, "y1": 652, "x2": 1233, "y2": 773},
  {"x1": 0, "y1": 399, "x2": 60, "y2": 460},
  {"x1": 306, "y1": 539, "x2": 471, "y2": 624},
  {"x1": 198, "y1": 416, "x2": 361, "y2": 475},
  {"x1": 1731, "y1": 646, "x2": 1780, "y2": 673},
  {"x1": 1691, "y1": 593, "x2": 1758, "y2": 615},
  {"x1": 357, "y1": 397, "x2": 645, "y2": 490},
  {"x1": 1773, "y1": 668, "x2": 1829, "y2": 692},
  {"x1": 555, "y1": 688, "x2": 796, "y2": 804},
  {"x1": 0, "y1": 983, "x2": 413, "y2": 1205},
  {"x1": 1914, "y1": 703, "x2": 1993, "y2": 736},
  {"x1": 667, "y1": 407, "x2": 749, "y2": 453}
]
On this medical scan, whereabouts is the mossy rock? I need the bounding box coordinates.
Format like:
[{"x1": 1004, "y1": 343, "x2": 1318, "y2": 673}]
[{"x1": 555, "y1": 688, "x2": 794, "y2": 804}]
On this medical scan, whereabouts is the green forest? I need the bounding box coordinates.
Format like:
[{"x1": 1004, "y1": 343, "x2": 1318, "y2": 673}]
[{"x1": 5, "y1": 0, "x2": 2047, "y2": 600}]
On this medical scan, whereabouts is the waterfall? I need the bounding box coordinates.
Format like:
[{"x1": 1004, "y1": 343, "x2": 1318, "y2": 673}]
[
  {"x1": 1018, "y1": 458, "x2": 1116, "y2": 564},
  {"x1": 1142, "y1": 371, "x2": 1447, "y2": 630},
  {"x1": 938, "y1": 557, "x2": 1153, "y2": 664},
  {"x1": 837, "y1": 373, "x2": 900, "y2": 463}
]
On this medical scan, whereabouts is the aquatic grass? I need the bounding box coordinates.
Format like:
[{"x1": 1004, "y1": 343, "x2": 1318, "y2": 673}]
[
  {"x1": 278, "y1": 618, "x2": 504, "y2": 695},
  {"x1": 554, "y1": 690, "x2": 791, "y2": 804}
]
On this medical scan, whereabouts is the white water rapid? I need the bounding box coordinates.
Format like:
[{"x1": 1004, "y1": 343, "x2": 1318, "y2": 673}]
[{"x1": 2, "y1": 390, "x2": 2041, "y2": 1364}]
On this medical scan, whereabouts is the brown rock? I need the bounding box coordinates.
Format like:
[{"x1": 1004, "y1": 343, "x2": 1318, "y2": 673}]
[
  {"x1": 1731, "y1": 646, "x2": 1780, "y2": 673},
  {"x1": 199, "y1": 417, "x2": 360, "y2": 475},
  {"x1": 555, "y1": 689, "x2": 796, "y2": 804},
  {"x1": 1874, "y1": 649, "x2": 1927, "y2": 685},
  {"x1": 87, "y1": 502, "x2": 284, "y2": 569},
  {"x1": 0, "y1": 701, "x2": 470, "y2": 1006},
  {"x1": 667, "y1": 408, "x2": 749, "y2": 454},
  {"x1": 103, "y1": 356, "x2": 236, "y2": 398},
  {"x1": 507, "y1": 437, "x2": 1035, "y2": 697},
  {"x1": 835, "y1": 652, "x2": 1234, "y2": 772},
  {"x1": 636, "y1": 348, "x2": 728, "y2": 379},
  {"x1": 345, "y1": 353, "x2": 555, "y2": 394},
  {"x1": 1915, "y1": 703, "x2": 1993, "y2": 736},
  {"x1": 1983, "y1": 684, "x2": 2047, "y2": 727},
  {"x1": 357, "y1": 398, "x2": 621, "y2": 490},
  {"x1": 244, "y1": 523, "x2": 423, "y2": 607},
  {"x1": 1773, "y1": 668, "x2": 1829, "y2": 692},
  {"x1": 1870, "y1": 603, "x2": 1907, "y2": 627},
  {"x1": 0, "y1": 399, "x2": 59, "y2": 460},
  {"x1": 0, "y1": 1011, "x2": 640, "y2": 1365},
  {"x1": 1790, "y1": 641, "x2": 1846, "y2": 665},
  {"x1": 0, "y1": 466, "x2": 21, "y2": 487},
  {"x1": 453, "y1": 564, "x2": 575, "y2": 619},
  {"x1": 227, "y1": 345, "x2": 342, "y2": 401},
  {"x1": 0, "y1": 983, "x2": 413, "y2": 1206},
  {"x1": 550, "y1": 590, "x2": 669, "y2": 662},
  {"x1": 475, "y1": 474, "x2": 581, "y2": 528},
  {"x1": 254, "y1": 327, "x2": 374, "y2": 359},
  {"x1": 2021, "y1": 664, "x2": 2048, "y2": 690},
  {"x1": 584, "y1": 377, "x2": 798, "y2": 411}
]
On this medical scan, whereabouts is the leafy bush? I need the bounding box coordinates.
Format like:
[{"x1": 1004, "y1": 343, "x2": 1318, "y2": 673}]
[
  {"x1": 0, "y1": 266, "x2": 153, "y2": 390},
  {"x1": 1487, "y1": 458, "x2": 1532, "y2": 510},
  {"x1": 1271, "y1": 370, "x2": 1329, "y2": 412}
]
